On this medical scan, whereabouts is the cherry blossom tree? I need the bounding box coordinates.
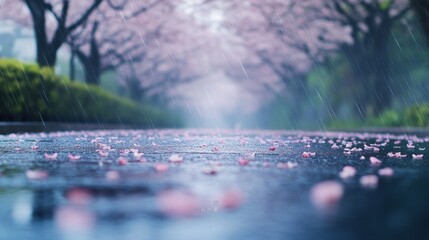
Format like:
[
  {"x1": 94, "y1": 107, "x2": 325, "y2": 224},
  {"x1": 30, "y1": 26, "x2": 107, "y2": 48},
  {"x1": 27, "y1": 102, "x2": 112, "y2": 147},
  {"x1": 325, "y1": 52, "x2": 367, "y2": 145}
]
[
  {"x1": 0, "y1": 0, "x2": 131, "y2": 67},
  {"x1": 223, "y1": 0, "x2": 410, "y2": 118},
  {"x1": 322, "y1": 0, "x2": 410, "y2": 117},
  {"x1": 66, "y1": 0, "x2": 164, "y2": 85}
]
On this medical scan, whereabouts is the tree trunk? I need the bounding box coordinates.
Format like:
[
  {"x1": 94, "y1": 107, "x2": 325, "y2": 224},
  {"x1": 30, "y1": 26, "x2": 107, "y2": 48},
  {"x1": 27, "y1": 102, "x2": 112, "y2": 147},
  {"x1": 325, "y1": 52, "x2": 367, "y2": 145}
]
[
  {"x1": 340, "y1": 18, "x2": 393, "y2": 119},
  {"x1": 76, "y1": 45, "x2": 101, "y2": 85},
  {"x1": 69, "y1": 50, "x2": 75, "y2": 81},
  {"x1": 411, "y1": 0, "x2": 429, "y2": 47},
  {"x1": 78, "y1": 55, "x2": 101, "y2": 85},
  {"x1": 24, "y1": 0, "x2": 56, "y2": 67}
]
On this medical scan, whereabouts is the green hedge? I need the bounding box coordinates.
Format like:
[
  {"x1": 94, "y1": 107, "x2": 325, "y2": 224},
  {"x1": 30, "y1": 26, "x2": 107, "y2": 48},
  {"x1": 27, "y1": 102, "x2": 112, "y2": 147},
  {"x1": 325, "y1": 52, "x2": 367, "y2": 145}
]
[
  {"x1": 403, "y1": 104, "x2": 429, "y2": 127},
  {"x1": 0, "y1": 59, "x2": 175, "y2": 127},
  {"x1": 351, "y1": 105, "x2": 429, "y2": 128}
]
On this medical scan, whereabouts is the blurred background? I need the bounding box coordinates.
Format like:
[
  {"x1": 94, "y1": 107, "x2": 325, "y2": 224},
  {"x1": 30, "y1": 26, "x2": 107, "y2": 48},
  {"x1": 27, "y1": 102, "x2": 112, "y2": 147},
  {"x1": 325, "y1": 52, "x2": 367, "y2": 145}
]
[{"x1": 1, "y1": 0, "x2": 429, "y2": 130}]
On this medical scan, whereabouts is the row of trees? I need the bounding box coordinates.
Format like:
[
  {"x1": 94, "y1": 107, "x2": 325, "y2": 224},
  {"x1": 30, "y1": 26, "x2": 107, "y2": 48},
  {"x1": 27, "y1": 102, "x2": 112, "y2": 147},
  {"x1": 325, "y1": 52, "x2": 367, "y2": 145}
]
[
  {"x1": 226, "y1": 0, "x2": 416, "y2": 119},
  {"x1": 0, "y1": 0, "x2": 203, "y2": 102},
  {"x1": 2, "y1": 0, "x2": 429, "y2": 125}
]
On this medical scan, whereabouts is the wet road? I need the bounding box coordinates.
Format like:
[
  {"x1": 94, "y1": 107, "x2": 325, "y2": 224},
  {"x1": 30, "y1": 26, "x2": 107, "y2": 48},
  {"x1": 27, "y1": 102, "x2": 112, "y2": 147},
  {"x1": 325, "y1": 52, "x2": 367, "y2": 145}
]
[{"x1": 1, "y1": 129, "x2": 429, "y2": 240}]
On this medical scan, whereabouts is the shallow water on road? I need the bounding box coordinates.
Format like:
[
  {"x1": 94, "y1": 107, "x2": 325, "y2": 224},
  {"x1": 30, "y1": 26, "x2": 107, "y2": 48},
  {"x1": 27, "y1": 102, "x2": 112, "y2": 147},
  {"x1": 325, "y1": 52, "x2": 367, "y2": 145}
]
[{"x1": 1, "y1": 129, "x2": 429, "y2": 240}]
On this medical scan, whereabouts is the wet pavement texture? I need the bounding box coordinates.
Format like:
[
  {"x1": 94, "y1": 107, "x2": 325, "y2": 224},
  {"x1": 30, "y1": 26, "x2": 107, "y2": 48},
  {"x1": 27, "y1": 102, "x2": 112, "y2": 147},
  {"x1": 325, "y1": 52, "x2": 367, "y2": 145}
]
[{"x1": 1, "y1": 129, "x2": 429, "y2": 240}]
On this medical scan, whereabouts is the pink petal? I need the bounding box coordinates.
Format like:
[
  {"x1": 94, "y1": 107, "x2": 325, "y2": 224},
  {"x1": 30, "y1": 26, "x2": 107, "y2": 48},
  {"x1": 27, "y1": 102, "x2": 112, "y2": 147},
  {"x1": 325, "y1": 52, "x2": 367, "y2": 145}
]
[
  {"x1": 44, "y1": 153, "x2": 58, "y2": 160},
  {"x1": 219, "y1": 189, "x2": 243, "y2": 209},
  {"x1": 67, "y1": 188, "x2": 92, "y2": 206},
  {"x1": 412, "y1": 154, "x2": 424, "y2": 159},
  {"x1": 369, "y1": 156, "x2": 382, "y2": 165},
  {"x1": 168, "y1": 154, "x2": 183, "y2": 163},
  {"x1": 310, "y1": 181, "x2": 344, "y2": 208},
  {"x1": 117, "y1": 157, "x2": 128, "y2": 166},
  {"x1": 129, "y1": 148, "x2": 139, "y2": 153},
  {"x1": 133, "y1": 152, "x2": 144, "y2": 159},
  {"x1": 238, "y1": 158, "x2": 250, "y2": 166},
  {"x1": 339, "y1": 166, "x2": 357, "y2": 179},
  {"x1": 55, "y1": 206, "x2": 95, "y2": 231},
  {"x1": 269, "y1": 146, "x2": 276, "y2": 151},
  {"x1": 97, "y1": 150, "x2": 109, "y2": 157},
  {"x1": 105, "y1": 170, "x2": 120, "y2": 180},
  {"x1": 302, "y1": 152, "x2": 310, "y2": 158},
  {"x1": 154, "y1": 163, "x2": 169, "y2": 172},
  {"x1": 378, "y1": 167, "x2": 394, "y2": 177},
  {"x1": 26, "y1": 170, "x2": 48, "y2": 180},
  {"x1": 331, "y1": 144, "x2": 340, "y2": 149},
  {"x1": 156, "y1": 190, "x2": 201, "y2": 217},
  {"x1": 360, "y1": 175, "x2": 379, "y2": 188},
  {"x1": 68, "y1": 154, "x2": 81, "y2": 161},
  {"x1": 119, "y1": 149, "x2": 130, "y2": 156}
]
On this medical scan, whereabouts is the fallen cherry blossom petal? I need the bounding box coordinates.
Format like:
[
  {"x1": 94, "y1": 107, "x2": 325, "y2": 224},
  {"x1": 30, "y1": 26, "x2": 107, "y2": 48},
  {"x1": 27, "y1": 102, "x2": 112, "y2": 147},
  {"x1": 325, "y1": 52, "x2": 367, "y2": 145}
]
[
  {"x1": 360, "y1": 156, "x2": 366, "y2": 160},
  {"x1": 310, "y1": 181, "x2": 344, "y2": 208},
  {"x1": 129, "y1": 148, "x2": 139, "y2": 153},
  {"x1": 302, "y1": 152, "x2": 310, "y2": 158},
  {"x1": 26, "y1": 170, "x2": 48, "y2": 180},
  {"x1": 238, "y1": 158, "x2": 250, "y2": 166},
  {"x1": 339, "y1": 166, "x2": 357, "y2": 179},
  {"x1": 331, "y1": 144, "x2": 340, "y2": 149},
  {"x1": 156, "y1": 190, "x2": 201, "y2": 217},
  {"x1": 219, "y1": 189, "x2": 243, "y2": 209},
  {"x1": 360, "y1": 175, "x2": 379, "y2": 188},
  {"x1": 97, "y1": 150, "x2": 109, "y2": 157},
  {"x1": 105, "y1": 170, "x2": 120, "y2": 180},
  {"x1": 44, "y1": 153, "x2": 58, "y2": 160},
  {"x1": 169, "y1": 154, "x2": 183, "y2": 163},
  {"x1": 154, "y1": 163, "x2": 169, "y2": 172},
  {"x1": 67, "y1": 188, "x2": 93, "y2": 206},
  {"x1": 133, "y1": 152, "x2": 144, "y2": 159},
  {"x1": 119, "y1": 149, "x2": 130, "y2": 156},
  {"x1": 68, "y1": 154, "x2": 81, "y2": 161},
  {"x1": 369, "y1": 156, "x2": 382, "y2": 166},
  {"x1": 269, "y1": 146, "x2": 276, "y2": 151},
  {"x1": 378, "y1": 167, "x2": 394, "y2": 177},
  {"x1": 55, "y1": 206, "x2": 95, "y2": 231},
  {"x1": 412, "y1": 154, "x2": 424, "y2": 159},
  {"x1": 117, "y1": 157, "x2": 128, "y2": 166}
]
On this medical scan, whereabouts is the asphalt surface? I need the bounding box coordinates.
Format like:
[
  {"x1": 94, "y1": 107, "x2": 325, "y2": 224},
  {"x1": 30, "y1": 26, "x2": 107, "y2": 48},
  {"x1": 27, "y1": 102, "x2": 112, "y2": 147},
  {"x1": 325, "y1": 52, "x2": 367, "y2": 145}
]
[{"x1": 1, "y1": 129, "x2": 429, "y2": 240}]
